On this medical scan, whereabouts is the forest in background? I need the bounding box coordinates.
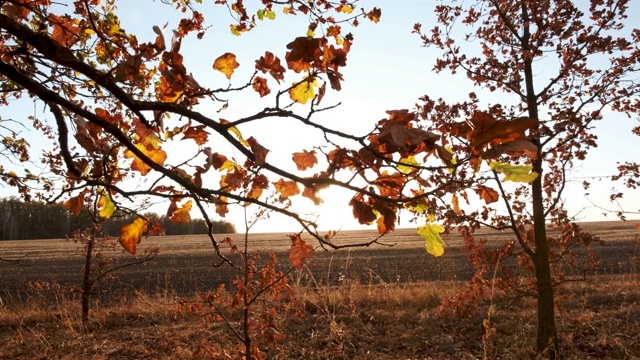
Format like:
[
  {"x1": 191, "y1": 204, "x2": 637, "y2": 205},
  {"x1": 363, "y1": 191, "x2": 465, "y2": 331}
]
[{"x1": 0, "y1": 197, "x2": 236, "y2": 240}]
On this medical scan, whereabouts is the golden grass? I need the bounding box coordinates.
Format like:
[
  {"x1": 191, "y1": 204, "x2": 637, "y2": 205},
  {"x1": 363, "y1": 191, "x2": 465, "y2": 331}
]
[{"x1": 1, "y1": 273, "x2": 639, "y2": 359}]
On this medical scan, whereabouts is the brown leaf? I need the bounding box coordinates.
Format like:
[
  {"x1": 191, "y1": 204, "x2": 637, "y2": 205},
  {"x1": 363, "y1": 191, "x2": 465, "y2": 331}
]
[
  {"x1": 255, "y1": 51, "x2": 285, "y2": 83},
  {"x1": 471, "y1": 117, "x2": 538, "y2": 150},
  {"x1": 252, "y1": 76, "x2": 270, "y2": 97},
  {"x1": 247, "y1": 137, "x2": 269, "y2": 165},
  {"x1": 302, "y1": 186, "x2": 323, "y2": 205},
  {"x1": 481, "y1": 140, "x2": 538, "y2": 159},
  {"x1": 273, "y1": 178, "x2": 301, "y2": 198},
  {"x1": 285, "y1": 37, "x2": 323, "y2": 73},
  {"x1": 288, "y1": 234, "x2": 313, "y2": 270},
  {"x1": 373, "y1": 171, "x2": 406, "y2": 198},
  {"x1": 349, "y1": 194, "x2": 376, "y2": 224},
  {"x1": 476, "y1": 185, "x2": 499, "y2": 204},
  {"x1": 292, "y1": 150, "x2": 318, "y2": 171},
  {"x1": 182, "y1": 125, "x2": 209, "y2": 145},
  {"x1": 169, "y1": 200, "x2": 192, "y2": 224}
]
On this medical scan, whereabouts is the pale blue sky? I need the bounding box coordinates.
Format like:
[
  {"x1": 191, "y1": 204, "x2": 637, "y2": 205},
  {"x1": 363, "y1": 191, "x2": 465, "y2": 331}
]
[{"x1": 1, "y1": 1, "x2": 638, "y2": 233}]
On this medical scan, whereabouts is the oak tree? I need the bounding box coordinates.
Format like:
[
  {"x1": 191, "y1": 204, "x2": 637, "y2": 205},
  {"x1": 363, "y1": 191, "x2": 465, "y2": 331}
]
[{"x1": 406, "y1": 0, "x2": 639, "y2": 357}]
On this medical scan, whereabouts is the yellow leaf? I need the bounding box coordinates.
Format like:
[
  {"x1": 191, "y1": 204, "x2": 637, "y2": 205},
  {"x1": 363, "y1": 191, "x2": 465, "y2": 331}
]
[
  {"x1": 417, "y1": 222, "x2": 445, "y2": 257},
  {"x1": 337, "y1": 5, "x2": 353, "y2": 14},
  {"x1": 213, "y1": 53, "x2": 239, "y2": 79},
  {"x1": 289, "y1": 77, "x2": 317, "y2": 104},
  {"x1": 97, "y1": 191, "x2": 116, "y2": 219},
  {"x1": 398, "y1": 155, "x2": 418, "y2": 174},
  {"x1": 119, "y1": 218, "x2": 148, "y2": 254},
  {"x1": 229, "y1": 24, "x2": 245, "y2": 36},
  {"x1": 306, "y1": 28, "x2": 315, "y2": 37},
  {"x1": 220, "y1": 159, "x2": 238, "y2": 172},
  {"x1": 124, "y1": 143, "x2": 167, "y2": 176},
  {"x1": 489, "y1": 161, "x2": 539, "y2": 183}
]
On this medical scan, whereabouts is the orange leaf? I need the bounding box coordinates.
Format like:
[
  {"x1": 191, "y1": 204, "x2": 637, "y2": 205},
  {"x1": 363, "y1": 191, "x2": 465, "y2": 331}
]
[
  {"x1": 170, "y1": 200, "x2": 192, "y2": 223},
  {"x1": 63, "y1": 189, "x2": 90, "y2": 216},
  {"x1": 247, "y1": 137, "x2": 269, "y2": 165},
  {"x1": 124, "y1": 142, "x2": 167, "y2": 176},
  {"x1": 119, "y1": 218, "x2": 148, "y2": 254},
  {"x1": 452, "y1": 194, "x2": 462, "y2": 215},
  {"x1": 213, "y1": 52, "x2": 239, "y2": 80},
  {"x1": 49, "y1": 14, "x2": 80, "y2": 47},
  {"x1": 182, "y1": 125, "x2": 209, "y2": 145},
  {"x1": 288, "y1": 234, "x2": 313, "y2": 270},
  {"x1": 302, "y1": 186, "x2": 323, "y2": 205},
  {"x1": 273, "y1": 178, "x2": 300, "y2": 198},
  {"x1": 373, "y1": 171, "x2": 406, "y2": 198},
  {"x1": 292, "y1": 150, "x2": 318, "y2": 171},
  {"x1": 471, "y1": 117, "x2": 538, "y2": 150},
  {"x1": 476, "y1": 185, "x2": 499, "y2": 204},
  {"x1": 252, "y1": 76, "x2": 270, "y2": 97}
]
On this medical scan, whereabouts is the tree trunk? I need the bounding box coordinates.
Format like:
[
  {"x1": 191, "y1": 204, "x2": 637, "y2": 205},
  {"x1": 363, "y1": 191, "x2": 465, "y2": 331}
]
[{"x1": 81, "y1": 228, "x2": 95, "y2": 329}]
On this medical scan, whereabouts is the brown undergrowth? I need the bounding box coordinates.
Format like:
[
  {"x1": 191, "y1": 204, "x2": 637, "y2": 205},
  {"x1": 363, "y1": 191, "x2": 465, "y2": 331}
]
[{"x1": 1, "y1": 272, "x2": 639, "y2": 359}]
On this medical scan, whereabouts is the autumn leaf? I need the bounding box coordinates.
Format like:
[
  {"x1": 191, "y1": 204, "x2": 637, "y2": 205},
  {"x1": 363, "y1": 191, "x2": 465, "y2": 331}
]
[
  {"x1": 286, "y1": 37, "x2": 323, "y2": 73},
  {"x1": 471, "y1": 117, "x2": 538, "y2": 150},
  {"x1": 482, "y1": 140, "x2": 538, "y2": 159},
  {"x1": 288, "y1": 234, "x2": 313, "y2": 270},
  {"x1": 274, "y1": 178, "x2": 301, "y2": 197},
  {"x1": 119, "y1": 218, "x2": 148, "y2": 254},
  {"x1": 367, "y1": 7, "x2": 382, "y2": 23},
  {"x1": 349, "y1": 194, "x2": 376, "y2": 224},
  {"x1": 220, "y1": 119, "x2": 249, "y2": 147},
  {"x1": 302, "y1": 186, "x2": 323, "y2": 205},
  {"x1": 170, "y1": 200, "x2": 192, "y2": 223},
  {"x1": 398, "y1": 155, "x2": 419, "y2": 174},
  {"x1": 182, "y1": 125, "x2": 209, "y2": 145},
  {"x1": 490, "y1": 161, "x2": 539, "y2": 183},
  {"x1": 63, "y1": 188, "x2": 90, "y2": 216},
  {"x1": 452, "y1": 194, "x2": 462, "y2": 215},
  {"x1": 373, "y1": 171, "x2": 406, "y2": 198},
  {"x1": 252, "y1": 76, "x2": 270, "y2": 97},
  {"x1": 476, "y1": 185, "x2": 499, "y2": 204},
  {"x1": 124, "y1": 141, "x2": 168, "y2": 176},
  {"x1": 213, "y1": 52, "x2": 239, "y2": 80},
  {"x1": 292, "y1": 150, "x2": 318, "y2": 170},
  {"x1": 49, "y1": 14, "x2": 80, "y2": 47},
  {"x1": 255, "y1": 51, "x2": 285, "y2": 83},
  {"x1": 97, "y1": 191, "x2": 116, "y2": 219},
  {"x1": 417, "y1": 222, "x2": 445, "y2": 257},
  {"x1": 247, "y1": 137, "x2": 269, "y2": 165},
  {"x1": 289, "y1": 77, "x2": 318, "y2": 104},
  {"x1": 336, "y1": 4, "x2": 353, "y2": 14}
]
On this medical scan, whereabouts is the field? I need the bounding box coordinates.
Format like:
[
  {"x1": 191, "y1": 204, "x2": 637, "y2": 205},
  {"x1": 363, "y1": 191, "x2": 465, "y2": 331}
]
[{"x1": 1, "y1": 221, "x2": 639, "y2": 359}]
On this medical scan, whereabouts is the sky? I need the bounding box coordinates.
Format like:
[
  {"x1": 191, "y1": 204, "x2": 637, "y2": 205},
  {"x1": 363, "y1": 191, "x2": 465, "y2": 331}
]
[{"x1": 1, "y1": 0, "x2": 639, "y2": 234}]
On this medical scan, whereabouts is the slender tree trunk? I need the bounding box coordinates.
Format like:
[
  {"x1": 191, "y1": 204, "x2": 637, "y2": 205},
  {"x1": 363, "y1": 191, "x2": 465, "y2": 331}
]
[
  {"x1": 81, "y1": 228, "x2": 95, "y2": 329},
  {"x1": 520, "y1": 2, "x2": 558, "y2": 357}
]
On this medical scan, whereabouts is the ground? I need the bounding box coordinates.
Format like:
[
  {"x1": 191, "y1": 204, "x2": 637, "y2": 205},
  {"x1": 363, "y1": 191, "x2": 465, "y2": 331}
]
[{"x1": 0, "y1": 221, "x2": 639, "y2": 359}]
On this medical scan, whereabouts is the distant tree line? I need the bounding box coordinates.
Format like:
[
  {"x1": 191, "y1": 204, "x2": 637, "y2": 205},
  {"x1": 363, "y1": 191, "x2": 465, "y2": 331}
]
[{"x1": 0, "y1": 197, "x2": 236, "y2": 240}]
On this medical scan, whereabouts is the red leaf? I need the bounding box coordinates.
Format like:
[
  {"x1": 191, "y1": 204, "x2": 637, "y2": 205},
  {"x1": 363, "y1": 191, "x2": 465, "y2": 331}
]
[
  {"x1": 247, "y1": 137, "x2": 269, "y2": 165},
  {"x1": 288, "y1": 234, "x2": 313, "y2": 270},
  {"x1": 182, "y1": 125, "x2": 209, "y2": 145},
  {"x1": 252, "y1": 76, "x2": 270, "y2": 97},
  {"x1": 255, "y1": 51, "x2": 285, "y2": 83},
  {"x1": 63, "y1": 189, "x2": 90, "y2": 216}
]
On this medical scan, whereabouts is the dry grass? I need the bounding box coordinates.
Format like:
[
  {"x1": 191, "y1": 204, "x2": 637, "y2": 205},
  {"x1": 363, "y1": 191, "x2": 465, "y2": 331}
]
[{"x1": 1, "y1": 273, "x2": 639, "y2": 359}]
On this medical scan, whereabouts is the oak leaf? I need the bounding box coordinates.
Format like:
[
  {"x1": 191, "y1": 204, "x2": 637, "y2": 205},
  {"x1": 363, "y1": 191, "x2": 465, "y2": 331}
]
[
  {"x1": 452, "y1": 194, "x2": 462, "y2": 215},
  {"x1": 349, "y1": 194, "x2": 376, "y2": 224},
  {"x1": 182, "y1": 125, "x2": 209, "y2": 145},
  {"x1": 288, "y1": 234, "x2": 313, "y2": 270},
  {"x1": 252, "y1": 76, "x2": 270, "y2": 97},
  {"x1": 247, "y1": 137, "x2": 269, "y2": 165},
  {"x1": 97, "y1": 191, "x2": 116, "y2": 219},
  {"x1": 302, "y1": 186, "x2": 323, "y2": 205},
  {"x1": 471, "y1": 117, "x2": 538, "y2": 150},
  {"x1": 476, "y1": 185, "x2": 499, "y2": 204},
  {"x1": 286, "y1": 37, "x2": 323, "y2": 73},
  {"x1": 255, "y1": 51, "x2": 286, "y2": 83},
  {"x1": 292, "y1": 150, "x2": 318, "y2": 171},
  {"x1": 119, "y1": 218, "x2": 148, "y2": 254},
  {"x1": 63, "y1": 189, "x2": 90, "y2": 216},
  {"x1": 124, "y1": 141, "x2": 167, "y2": 176},
  {"x1": 418, "y1": 222, "x2": 445, "y2": 257},
  {"x1": 490, "y1": 161, "x2": 539, "y2": 183},
  {"x1": 170, "y1": 200, "x2": 192, "y2": 223},
  {"x1": 213, "y1": 53, "x2": 239, "y2": 79},
  {"x1": 274, "y1": 178, "x2": 301, "y2": 198},
  {"x1": 289, "y1": 77, "x2": 318, "y2": 104}
]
